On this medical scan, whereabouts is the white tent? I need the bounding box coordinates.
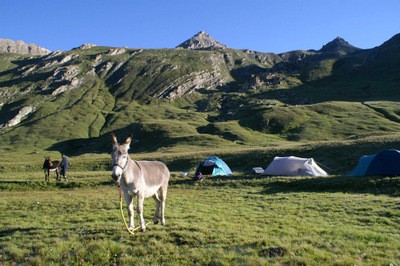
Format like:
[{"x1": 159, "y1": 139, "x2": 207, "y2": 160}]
[{"x1": 262, "y1": 156, "x2": 328, "y2": 177}]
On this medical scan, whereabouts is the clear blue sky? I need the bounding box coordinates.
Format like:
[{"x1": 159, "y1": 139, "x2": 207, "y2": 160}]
[{"x1": 1, "y1": 0, "x2": 399, "y2": 53}]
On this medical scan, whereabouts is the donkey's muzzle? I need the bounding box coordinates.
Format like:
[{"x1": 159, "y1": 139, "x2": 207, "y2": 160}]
[
  {"x1": 111, "y1": 165, "x2": 123, "y2": 182},
  {"x1": 111, "y1": 172, "x2": 119, "y2": 181}
]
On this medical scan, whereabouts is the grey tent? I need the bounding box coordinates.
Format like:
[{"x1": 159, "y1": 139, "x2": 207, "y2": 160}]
[{"x1": 262, "y1": 156, "x2": 328, "y2": 176}]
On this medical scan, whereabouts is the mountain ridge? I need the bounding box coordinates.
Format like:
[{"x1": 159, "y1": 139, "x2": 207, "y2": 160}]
[
  {"x1": 0, "y1": 31, "x2": 364, "y2": 55},
  {"x1": 0, "y1": 32, "x2": 399, "y2": 154},
  {"x1": 0, "y1": 38, "x2": 50, "y2": 56}
]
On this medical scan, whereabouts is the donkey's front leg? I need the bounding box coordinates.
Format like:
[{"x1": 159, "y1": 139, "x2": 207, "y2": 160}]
[
  {"x1": 137, "y1": 192, "x2": 146, "y2": 231},
  {"x1": 124, "y1": 194, "x2": 135, "y2": 230},
  {"x1": 45, "y1": 170, "x2": 49, "y2": 182}
]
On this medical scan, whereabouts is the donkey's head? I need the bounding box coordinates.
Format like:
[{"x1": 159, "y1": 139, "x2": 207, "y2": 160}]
[
  {"x1": 43, "y1": 157, "x2": 53, "y2": 168},
  {"x1": 111, "y1": 133, "x2": 132, "y2": 183}
]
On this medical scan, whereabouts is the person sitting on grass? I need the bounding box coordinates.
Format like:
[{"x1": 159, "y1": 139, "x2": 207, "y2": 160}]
[{"x1": 194, "y1": 172, "x2": 203, "y2": 181}]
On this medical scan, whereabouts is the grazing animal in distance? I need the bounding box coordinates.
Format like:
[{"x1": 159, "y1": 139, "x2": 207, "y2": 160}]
[
  {"x1": 111, "y1": 133, "x2": 170, "y2": 232},
  {"x1": 43, "y1": 157, "x2": 61, "y2": 181}
]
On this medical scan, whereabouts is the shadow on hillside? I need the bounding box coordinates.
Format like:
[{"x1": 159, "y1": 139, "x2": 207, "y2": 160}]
[
  {"x1": 250, "y1": 55, "x2": 400, "y2": 104},
  {"x1": 0, "y1": 69, "x2": 53, "y2": 88},
  {"x1": 169, "y1": 174, "x2": 399, "y2": 197},
  {"x1": 0, "y1": 56, "x2": 45, "y2": 77},
  {"x1": 0, "y1": 227, "x2": 40, "y2": 237},
  {"x1": 46, "y1": 124, "x2": 167, "y2": 155},
  {"x1": 0, "y1": 180, "x2": 115, "y2": 191},
  {"x1": 0, "y1": 99, "x2": 29, "y2": 125},
  {"x1": 255, "y1": 81, "x2": 400, "y2": 105},
  {"x1": 231, "y1": 64, "x2": 267, "y2": 83},
  {"x1": 47, "y1": 136, "x2": 109, "y2": 156},
  {"x1": 259, "y1": 175, "x2": 400, "y2": 197}
]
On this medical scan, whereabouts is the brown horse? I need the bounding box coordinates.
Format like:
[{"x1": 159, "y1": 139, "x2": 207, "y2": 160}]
[
  {"x1": 111, "y1": 133, "x2": 170, "y2": 232},
  {"x1": 43, "y1": 157, "x2": 61, "y2": 181}
]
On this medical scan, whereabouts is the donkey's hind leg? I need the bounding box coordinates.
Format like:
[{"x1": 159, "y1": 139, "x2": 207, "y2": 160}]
[
  {"x1": 152, "y1": 192, "x2": 161, "y2": 224},
  {"x1": 159, "y1": 185, "x2": 168, "y2": 225}
]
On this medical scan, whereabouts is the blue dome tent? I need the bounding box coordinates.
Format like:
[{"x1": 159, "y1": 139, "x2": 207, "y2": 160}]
[
  {"x1": 195, "y1": 156, "x2": 233, "y2": 177},
  {"x1": 347, "y1": 154, "x2": 376, "y2": 176}
]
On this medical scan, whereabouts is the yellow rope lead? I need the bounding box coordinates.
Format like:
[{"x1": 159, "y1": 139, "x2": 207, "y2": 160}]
[{"x1": 119, "y1": 186, "x2": 151, "y2": 236}]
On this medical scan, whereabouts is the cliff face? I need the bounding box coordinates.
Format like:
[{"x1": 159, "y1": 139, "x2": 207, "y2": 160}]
[{"x1": 0, "y1": 38, "x2": 50, "y2": 56}]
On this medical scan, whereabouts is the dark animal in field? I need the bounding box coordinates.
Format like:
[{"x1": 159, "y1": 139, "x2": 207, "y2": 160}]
[
  {"x1": 43, "y1": 157, "x2": 61, "y2": 181},
  {"x1": 111, "y1": 133, "x2": 170, "y2": 231}
]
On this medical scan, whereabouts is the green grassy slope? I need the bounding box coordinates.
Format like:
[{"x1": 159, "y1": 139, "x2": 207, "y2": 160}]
[{"x1": 0, "y1": 34, "x2": 399, "y2": 155}]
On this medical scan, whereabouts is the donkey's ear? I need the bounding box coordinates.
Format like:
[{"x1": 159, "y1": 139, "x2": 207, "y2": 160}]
[
  {"x1": 111, "y1": 133, "x2": 118, "y2": 146},
  {"x1": 125, "y1": 135, "x2": 132, "y2": 149}
]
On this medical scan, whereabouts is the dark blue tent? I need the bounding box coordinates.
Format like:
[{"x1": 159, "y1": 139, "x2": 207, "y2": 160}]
[
  {"x1": 348, "y1": 149, "x2": 400, "y2": 176},
  {"x1": 365, "y1": 149, "x2": 400, "y2": 176}
]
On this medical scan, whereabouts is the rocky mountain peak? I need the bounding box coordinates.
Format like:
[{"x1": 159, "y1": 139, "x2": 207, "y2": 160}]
[
  {"x1": 72, "y1": 43, "x2": 97, "y2": 50},
  {"x1": 176, "y1": 31, "x2": 227, "y2": 50},
  {"x1": 378, "y1": 33, "x2": 400, "y2": 50},
  {"x1": 319, "y1": 37, "x2": 361, "y2": 55},
  {"x1": 0, "y1": 38, "x2": 50, "y2": 56}
]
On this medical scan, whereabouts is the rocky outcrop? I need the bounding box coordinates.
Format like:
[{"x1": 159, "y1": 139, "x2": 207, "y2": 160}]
[
  {"x1": 0, "y1": 106, "x2": 34, "y2": 128},
  {"x1": 0, "y1": 38, "x2": 50, "y2": 56},
  {"x1": 107, "y1": 48, "x2": 126, "y2": 55},
  {"x1": 176, "y1": 31, "x2": 227, "y2": 50},
  {"x1": 50, "y1": 65, "x2": 82, "y2": 95},
  {"x1": 73, "y1": 43, "x2": 97, "y2": 50},
  {"x1": 156, "y1": 70, "x2": 226, "y2": 100}
]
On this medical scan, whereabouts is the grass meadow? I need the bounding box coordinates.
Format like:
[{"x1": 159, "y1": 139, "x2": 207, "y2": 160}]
[{"x1": 1, "y1": 158, "x2": 400, "y2": 265}]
